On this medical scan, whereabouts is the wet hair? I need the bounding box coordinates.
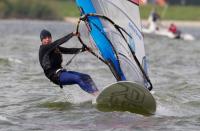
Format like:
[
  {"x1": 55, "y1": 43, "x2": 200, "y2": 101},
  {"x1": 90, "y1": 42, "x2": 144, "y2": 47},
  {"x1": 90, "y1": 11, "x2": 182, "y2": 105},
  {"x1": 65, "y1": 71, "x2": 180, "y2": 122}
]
[{"x1": 40, "y1": 29, "x2": 51, "y2": 41}]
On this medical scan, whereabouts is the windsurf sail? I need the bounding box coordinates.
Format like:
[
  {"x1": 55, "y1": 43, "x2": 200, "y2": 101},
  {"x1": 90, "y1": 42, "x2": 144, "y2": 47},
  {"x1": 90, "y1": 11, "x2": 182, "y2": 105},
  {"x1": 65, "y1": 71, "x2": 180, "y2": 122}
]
[{"x1": 75, "y1": 0, "x2": 153, "y2": 90}]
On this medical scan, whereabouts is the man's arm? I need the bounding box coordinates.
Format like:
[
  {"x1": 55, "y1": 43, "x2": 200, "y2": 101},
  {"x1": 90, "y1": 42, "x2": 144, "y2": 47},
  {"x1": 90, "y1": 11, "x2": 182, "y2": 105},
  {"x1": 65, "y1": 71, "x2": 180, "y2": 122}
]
[
  {"x1": 43, "y1": 32, "x2": 75, "y2": 52},
  {"x1": 53, "y1": 32, "x2": 75, "y2": 46},
  {"x1": 50, "y1": 32, "x2": 74, "y2": 49},
  {"x1": 59, "y1": 46, "x2": 83, "y2": 54}
]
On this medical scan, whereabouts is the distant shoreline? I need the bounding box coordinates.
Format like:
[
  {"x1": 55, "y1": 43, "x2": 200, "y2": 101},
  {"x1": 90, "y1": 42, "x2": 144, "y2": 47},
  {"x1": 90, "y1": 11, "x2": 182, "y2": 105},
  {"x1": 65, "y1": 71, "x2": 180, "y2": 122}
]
[
  {"x1": 0, "y1": 17, "x2": 200, "y2": 28},
  {"x1": 64, "y1": 17, "x2": 200, "y2": 27},
  {"x1": 142, "y1": 20, "x2": 200, "y2": 27}
]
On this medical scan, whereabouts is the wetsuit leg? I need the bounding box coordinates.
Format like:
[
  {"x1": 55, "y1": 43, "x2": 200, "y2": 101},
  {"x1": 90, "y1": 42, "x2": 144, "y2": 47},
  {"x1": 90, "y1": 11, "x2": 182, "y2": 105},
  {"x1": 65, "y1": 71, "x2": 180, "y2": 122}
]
[{"x1": 59, "y1": 71, "x2": 98, "y2": 94}]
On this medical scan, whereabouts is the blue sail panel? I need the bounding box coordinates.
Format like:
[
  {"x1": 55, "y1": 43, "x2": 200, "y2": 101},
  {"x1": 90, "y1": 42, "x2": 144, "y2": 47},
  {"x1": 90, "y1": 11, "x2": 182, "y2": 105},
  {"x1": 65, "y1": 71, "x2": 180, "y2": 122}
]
[{"x1": 76, "y1": 0, "x2": 126, "y2": 80}]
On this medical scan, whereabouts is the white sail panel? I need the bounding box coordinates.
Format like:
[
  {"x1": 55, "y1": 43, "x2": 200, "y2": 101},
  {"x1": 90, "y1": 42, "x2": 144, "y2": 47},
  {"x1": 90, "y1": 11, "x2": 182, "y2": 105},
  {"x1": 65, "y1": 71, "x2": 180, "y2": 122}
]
[{"x1": 91, "y1": 0, "x2": 147, "y2": 86}]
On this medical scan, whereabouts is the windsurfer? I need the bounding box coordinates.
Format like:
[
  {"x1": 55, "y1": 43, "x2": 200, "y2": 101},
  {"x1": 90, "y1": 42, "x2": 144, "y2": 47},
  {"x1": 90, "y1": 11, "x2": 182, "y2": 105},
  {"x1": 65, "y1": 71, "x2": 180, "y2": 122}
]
[
  {"x1": 168, "y1": 23, "x2": 181, "y2": 39},
  {"x1": 146, "y1": 9, "x2": 161, "y2": 31},
  {"x1": 39, "y1": 29, "x2": 99, "y2": 96},
  {"x1": 152, "y1": 10, "x2": 160, "y2": 23}
]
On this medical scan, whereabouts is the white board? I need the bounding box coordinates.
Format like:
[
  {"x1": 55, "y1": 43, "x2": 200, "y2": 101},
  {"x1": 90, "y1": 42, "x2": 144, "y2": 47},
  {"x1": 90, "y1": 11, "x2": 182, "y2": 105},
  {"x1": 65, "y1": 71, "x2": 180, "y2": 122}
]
[{"x1": 95, "y1": 81, "x2": 156, "y2": 115}]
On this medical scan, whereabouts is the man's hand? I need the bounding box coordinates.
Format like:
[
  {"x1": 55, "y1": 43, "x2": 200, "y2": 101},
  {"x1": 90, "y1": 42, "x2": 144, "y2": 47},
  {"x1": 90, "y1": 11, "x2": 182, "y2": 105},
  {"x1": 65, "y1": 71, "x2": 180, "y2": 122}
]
[{"x1": 81, "y1": 46, "x2": 86, "y2": 52}]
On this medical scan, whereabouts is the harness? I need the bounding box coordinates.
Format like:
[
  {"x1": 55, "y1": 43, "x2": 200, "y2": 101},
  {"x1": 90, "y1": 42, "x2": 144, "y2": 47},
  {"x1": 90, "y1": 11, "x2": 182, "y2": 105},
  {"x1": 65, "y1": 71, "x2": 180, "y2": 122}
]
[{"x1": 51, "y1": 68, "x2": 66, "y2": 89}]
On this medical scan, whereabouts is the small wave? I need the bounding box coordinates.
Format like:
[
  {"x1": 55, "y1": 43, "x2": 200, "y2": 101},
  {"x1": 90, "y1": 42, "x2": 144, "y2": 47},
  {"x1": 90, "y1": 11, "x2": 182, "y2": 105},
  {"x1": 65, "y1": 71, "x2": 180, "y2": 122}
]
[
  {"x1": 0, "y1": 115, "x2": 20, "y2": 125},
  {"x1": 0, "y1": 58, "x2": 9, "y2": 65},
  {"x1": 38, "y1": 101, "x2": 73, "y2": 111},
  {"x1": 54, "y1": 86, "x2": 94, "y2": 104},
  {"x1": 8, "y1": 58, "x2": 23, "y2": 64},
  {"x1": 156, "y1": 104, "x2": 177, "y2": 117},
  {"x1": 0, "y1": 115, "x2": 9, "y2": 121},
  {"x1": 184, "y1": 101, "x2": 200, "y2": 108},
  {"x1": 0, "y1": 57, "x2": 23, "y2": 65}
]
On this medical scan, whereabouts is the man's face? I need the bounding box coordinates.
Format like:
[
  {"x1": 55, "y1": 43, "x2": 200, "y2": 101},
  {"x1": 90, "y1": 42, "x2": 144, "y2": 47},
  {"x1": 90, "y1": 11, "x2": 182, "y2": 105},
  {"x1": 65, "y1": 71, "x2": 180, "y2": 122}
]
[{"x1": 42, "y1": 36, "x2": 52, "y2": 45}]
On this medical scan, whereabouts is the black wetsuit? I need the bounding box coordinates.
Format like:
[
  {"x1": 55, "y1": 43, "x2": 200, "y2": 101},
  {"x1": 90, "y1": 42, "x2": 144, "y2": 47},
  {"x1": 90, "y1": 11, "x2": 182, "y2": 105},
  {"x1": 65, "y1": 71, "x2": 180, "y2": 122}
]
[
  {"x1": 39, "y1": 32, "x2": 82, "y2": 84},
  {"x1": 152, "y1": 12, "x2": 160, "y2": 22}
]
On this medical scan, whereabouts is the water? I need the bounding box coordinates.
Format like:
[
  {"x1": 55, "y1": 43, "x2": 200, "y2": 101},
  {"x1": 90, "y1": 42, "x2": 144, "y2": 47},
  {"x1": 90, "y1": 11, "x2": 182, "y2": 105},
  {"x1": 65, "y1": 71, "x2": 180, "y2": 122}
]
[{"x1": 0, "y1": 20, "x2": 200, "y2": 131}]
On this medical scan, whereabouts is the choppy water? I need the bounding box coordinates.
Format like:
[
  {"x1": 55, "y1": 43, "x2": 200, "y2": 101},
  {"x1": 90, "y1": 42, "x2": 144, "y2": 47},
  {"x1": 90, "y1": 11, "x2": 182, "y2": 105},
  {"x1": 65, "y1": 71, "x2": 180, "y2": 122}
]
[{"x1": 0, "y1": 20, "x2": 200, "y2": 131}]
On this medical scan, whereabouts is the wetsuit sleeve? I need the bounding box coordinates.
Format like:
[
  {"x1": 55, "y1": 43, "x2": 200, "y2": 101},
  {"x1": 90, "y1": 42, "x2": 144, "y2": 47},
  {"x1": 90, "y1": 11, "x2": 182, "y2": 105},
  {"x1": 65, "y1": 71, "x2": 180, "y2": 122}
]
[
  {"x1": 44, "y1": 32, "x2": 74, "y2": 52},
  {"x1": 53, "y1": 32, "x2": 74, "y2": 46},
  {"x1": 58, "y1": 46, "x2": 82, "y2": 54}
]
